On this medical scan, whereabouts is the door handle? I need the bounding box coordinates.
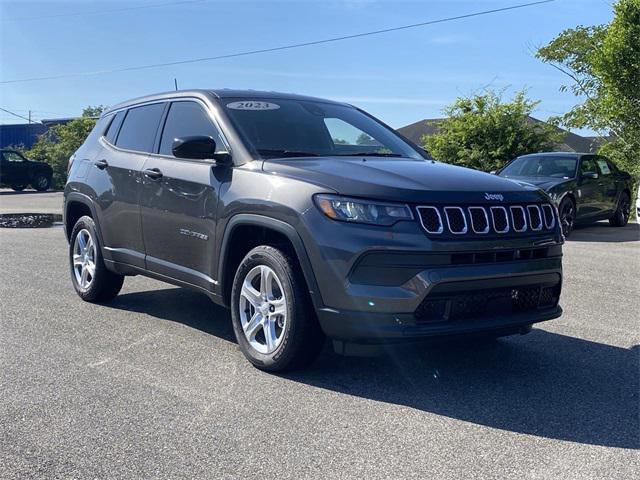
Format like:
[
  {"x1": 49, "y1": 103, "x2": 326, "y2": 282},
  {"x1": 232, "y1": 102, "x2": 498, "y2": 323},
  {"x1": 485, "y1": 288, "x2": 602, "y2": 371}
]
[
  {"x1": 143, "y1": 168, "x2": 163, "y2": 180},
  {"x1": 94, "y1": 159, "x2": 109, "y2": 170}
]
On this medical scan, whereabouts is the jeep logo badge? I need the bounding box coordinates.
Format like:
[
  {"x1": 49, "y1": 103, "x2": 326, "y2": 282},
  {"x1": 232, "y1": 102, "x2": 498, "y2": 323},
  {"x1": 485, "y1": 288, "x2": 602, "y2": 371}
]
[{"x1": 484, "y1": 193, "x2": 504, "y2": 201}]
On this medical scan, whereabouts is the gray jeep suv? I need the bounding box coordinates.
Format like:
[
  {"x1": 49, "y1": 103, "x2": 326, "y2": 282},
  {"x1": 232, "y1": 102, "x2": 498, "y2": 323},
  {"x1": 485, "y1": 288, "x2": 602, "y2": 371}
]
[{"x1": 64, "y1": 89, "x2": 563, "y2": 371}]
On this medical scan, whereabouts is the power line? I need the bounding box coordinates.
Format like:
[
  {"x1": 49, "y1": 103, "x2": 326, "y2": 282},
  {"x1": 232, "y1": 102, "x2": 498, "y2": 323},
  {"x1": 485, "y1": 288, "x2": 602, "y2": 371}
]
[
  {"x1": 2, "y1": 0, "x2": 206, "y2": 22},
  {"x1": 0, "y1": 107, "x2": 41, "y2": 124},
  {"x1": 1, "y1": 0, "x2": 555, "y2": 85}
]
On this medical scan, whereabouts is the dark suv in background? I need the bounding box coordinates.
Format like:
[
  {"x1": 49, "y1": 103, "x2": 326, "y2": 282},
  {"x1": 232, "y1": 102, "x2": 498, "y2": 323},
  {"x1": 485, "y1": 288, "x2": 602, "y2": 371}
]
[
  {"x1": 0, "y1": 149, "x2": 52, "y2": 191},
  {"x1": 64, "y1": 89, "x2": 564, "y2": 371}
]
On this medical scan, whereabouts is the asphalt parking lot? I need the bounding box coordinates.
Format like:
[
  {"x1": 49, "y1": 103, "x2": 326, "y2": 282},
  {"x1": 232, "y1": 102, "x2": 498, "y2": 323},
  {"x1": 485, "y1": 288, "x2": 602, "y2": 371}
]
[{"x1": 1, "y1": 190, "x2": 638, "y2": 479}]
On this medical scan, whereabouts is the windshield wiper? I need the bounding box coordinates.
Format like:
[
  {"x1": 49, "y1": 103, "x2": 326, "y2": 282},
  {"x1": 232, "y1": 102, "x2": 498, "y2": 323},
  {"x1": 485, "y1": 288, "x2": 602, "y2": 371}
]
[
  {"x1": 333, "y1": 152, "x2": 403, "y2": 157},
  {"x1": 257, "y1": 149, "x2": 319, "y2": 158}
]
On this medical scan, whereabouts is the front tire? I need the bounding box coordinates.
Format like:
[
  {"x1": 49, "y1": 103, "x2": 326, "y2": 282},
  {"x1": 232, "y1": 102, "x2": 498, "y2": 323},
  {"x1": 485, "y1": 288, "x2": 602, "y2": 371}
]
[
  {"x1": 609, "y1": 192, "x2": 630, "y2": 227},
  {"x1": 559, "y1": 197, "x2": 576, "y2": 237},
  {"x1": 32, "y1": 173, "x2": 51, "y2": 191},
  {"x1": 231, "y1": 246, "x2": 324, "y2": 372},
  {"x1": 69, "y1": 216, "x2": 124, "y2": 302}
]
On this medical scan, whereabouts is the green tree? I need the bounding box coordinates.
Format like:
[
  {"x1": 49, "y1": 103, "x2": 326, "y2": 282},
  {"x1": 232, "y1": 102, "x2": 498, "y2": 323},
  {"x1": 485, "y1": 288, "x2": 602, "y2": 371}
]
[
  {"x1": 537, "y1": 0, "x2": 640, "y2": 179},
  {"x1": 424, "y1": 90, "x2": 562, "y2": 172},
  {"x1": 23, "y1": 106, "x2": 107, "y2": 188}
]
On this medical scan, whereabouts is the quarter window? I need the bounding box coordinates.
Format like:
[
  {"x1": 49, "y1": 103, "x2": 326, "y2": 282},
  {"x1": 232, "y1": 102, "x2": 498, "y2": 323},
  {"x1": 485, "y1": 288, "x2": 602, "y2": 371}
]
[
  {"x1": 104, "y1": 111, "x2": 126, "y2": 144},
  {"x1": 115, "y1": 103, "x2": 164, "y2": 153},
  {"x1": 159, "y1": 101, "x2": 225, "y2": 156}
]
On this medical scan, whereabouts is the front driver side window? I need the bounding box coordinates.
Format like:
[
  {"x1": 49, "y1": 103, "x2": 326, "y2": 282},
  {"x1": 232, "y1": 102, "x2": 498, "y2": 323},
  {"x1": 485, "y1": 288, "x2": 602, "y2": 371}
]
[
  {"x1": 580, "y1": 158, "x2": 597, "y2": 175},
  {"x1": 159, "y1": 101, "x2": 225, "y2": 156}
]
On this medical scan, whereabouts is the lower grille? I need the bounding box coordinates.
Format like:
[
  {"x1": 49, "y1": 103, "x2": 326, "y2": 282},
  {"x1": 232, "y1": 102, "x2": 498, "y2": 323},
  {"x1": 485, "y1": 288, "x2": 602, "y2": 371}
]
[{"x1": 414, "y1": 284, "x2": 560, "y2": 324}]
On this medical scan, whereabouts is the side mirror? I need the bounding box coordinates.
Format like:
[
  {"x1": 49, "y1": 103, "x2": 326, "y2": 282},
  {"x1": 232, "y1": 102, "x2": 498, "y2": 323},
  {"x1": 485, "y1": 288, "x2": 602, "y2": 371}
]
[
  {"x1": 172, "y1": 136, "x2": 230, "y2": 163},
  {"x1": 581, "y1": 171, "x2": 599, "y2": 180}
]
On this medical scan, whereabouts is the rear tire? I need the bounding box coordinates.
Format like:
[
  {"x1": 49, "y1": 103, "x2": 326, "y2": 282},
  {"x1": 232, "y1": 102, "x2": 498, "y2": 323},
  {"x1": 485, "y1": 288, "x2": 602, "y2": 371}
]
[
  {"x1": 32, "y1": 173, "x2": 51, "y2": 191},
  {"x1": 231, "y1": 246, "x2": 325, "y2": 372},
  {"x1": 609, "y1": 192, "x2": 630, "y2": 227},
  {"x1": 69, "y1": 216, "x2": 124, "y2": 302},
  {"x1": 11, "y1": 184, "x2": 26, "y2": 191}
]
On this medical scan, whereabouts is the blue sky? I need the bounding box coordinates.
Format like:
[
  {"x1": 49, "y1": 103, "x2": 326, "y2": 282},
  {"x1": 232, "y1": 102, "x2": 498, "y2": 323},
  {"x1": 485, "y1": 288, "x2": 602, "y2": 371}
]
[{"x1": 0, "y1": 0, "x2": 612, "y2": 133}]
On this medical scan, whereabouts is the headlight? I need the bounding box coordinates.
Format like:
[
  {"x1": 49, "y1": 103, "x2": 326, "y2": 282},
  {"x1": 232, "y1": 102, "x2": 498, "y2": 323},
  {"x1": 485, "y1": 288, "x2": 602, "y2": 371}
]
[{"x1": 314, "y1": 194, "x2": 413, "y2": 226}]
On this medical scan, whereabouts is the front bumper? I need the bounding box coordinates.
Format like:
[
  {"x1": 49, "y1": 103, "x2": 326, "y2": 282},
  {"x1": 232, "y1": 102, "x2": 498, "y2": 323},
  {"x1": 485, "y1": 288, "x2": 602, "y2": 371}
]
[
  {"x1": 317, "y1": 272, "x2": 562, "y2": 342},
  {"x1": 297, "y1": 206, "x2": 563, "y2": 342}
]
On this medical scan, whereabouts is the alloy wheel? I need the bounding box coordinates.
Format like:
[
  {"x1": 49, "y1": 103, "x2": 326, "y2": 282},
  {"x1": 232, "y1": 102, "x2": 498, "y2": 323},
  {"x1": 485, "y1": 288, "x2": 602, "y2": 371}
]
[
  {"x1": 620, "y1": 197, "x2": 630, "y2": 223},
  {"x1": 72, "y1": 229, "x2": 96, "y2": 290},
  {"x1": 239, "y1": 265, "x2": 287, "y2": 354},
  {"x1": 560, "y1": 202, "x2": 574, "y2": 236},
  {"x1": 36, "y1": 176, "x2": 48, "y2": 189}
]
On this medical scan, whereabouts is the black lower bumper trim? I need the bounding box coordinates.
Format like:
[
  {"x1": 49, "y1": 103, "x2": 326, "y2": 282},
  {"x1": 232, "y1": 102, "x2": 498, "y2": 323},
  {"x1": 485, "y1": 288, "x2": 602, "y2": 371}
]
[{"x1": 317, "y1": 305, "x2": 562, "y2": 342}]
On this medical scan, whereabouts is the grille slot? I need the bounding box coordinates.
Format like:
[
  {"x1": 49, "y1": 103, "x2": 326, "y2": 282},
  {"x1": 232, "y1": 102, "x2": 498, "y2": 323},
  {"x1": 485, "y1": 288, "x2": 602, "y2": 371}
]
[
  {"x1": 417, "y1": 206, "x2": 443, "y2": 234},
  {"x1": 528, "y1": 205, "x2": 543, "y2": 231},
  {"x1": 444, "y1": 207, "x2": 467, "y2": 234},
  {"x1": 510, "y1": 206, "x2": 527, "y2": 232},
  {"x1": 490, "y1": 207, "x2": 510, "y2": 233},
  {"x1": 542, "y1": 204, "x2": 555, "y2": 229},
  {"x1": 468, "y1": 207, "x2": 489, "y2": 234}
]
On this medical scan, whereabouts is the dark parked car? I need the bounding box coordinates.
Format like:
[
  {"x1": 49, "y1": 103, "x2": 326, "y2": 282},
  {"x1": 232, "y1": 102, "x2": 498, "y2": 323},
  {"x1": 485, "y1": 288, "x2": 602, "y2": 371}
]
[
  {"x1": 497, "y1": 152, "x2": 633, "y2": 236},
  {"x1": 0, "y1": 149, "x2": 52, "y2": 191},
  {"x1": 64, "y1": 89, "x2": 563, "y2": 371}
]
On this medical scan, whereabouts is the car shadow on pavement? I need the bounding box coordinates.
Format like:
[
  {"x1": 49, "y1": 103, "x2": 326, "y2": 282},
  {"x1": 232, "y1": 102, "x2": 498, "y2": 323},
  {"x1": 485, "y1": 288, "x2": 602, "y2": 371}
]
[
  {"x1": 567, "y1": 222, "x2": 639, "y2": 243},
  {"x1": 287, "y1": 332, "x2": 639, "y2": 450},
  {"x1": 108, "y1": 287, "x2": 236, "y2": 342},
  {"x1": 106, "y1": 287, "x2": 639, "y2": 450}
]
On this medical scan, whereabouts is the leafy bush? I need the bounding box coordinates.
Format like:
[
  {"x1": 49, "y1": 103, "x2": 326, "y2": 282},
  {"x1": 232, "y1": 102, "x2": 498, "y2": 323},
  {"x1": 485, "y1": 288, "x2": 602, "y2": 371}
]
[
  {"x1": 424, "y1": 90, "x2": 562, "y2": 172},
  {"x1": 21, "y1": 106, "x2": 106, "y2": 189}
]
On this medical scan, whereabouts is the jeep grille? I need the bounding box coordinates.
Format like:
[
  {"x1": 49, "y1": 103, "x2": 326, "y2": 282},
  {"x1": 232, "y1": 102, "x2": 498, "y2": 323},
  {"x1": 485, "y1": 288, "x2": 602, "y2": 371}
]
[{"x1": 417, "y1": 203, "x2": 556, "y2": 237}]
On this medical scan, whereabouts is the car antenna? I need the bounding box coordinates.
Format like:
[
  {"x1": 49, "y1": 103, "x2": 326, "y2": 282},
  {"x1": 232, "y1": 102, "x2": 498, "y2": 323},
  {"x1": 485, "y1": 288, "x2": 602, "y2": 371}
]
[{"x1": 174, "y1": 78, "x2": 178, "y2": 91}]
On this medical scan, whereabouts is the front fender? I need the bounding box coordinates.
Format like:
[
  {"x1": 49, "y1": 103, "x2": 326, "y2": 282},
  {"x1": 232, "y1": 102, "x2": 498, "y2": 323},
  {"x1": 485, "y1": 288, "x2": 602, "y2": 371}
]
[{"x1": 217, "y1": 213, "x2": 323, "y2": 310}]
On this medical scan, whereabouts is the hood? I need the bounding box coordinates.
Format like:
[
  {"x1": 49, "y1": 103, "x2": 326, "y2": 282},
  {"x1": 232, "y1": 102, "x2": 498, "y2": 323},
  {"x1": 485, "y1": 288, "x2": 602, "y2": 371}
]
[
  {"x1": 262, "y1": 157, "x2": 546, "y2": 204},
  {"x1": 503, "y1": 176, "x2": 572, "y2": 191}
]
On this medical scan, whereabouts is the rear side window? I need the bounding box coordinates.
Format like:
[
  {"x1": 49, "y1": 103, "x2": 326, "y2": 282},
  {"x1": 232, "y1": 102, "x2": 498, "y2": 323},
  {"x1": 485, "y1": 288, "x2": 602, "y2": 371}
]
[
  {"x1": 115, "y1": 103, "x2": 164, "y2": 153},
  {"x1": 104, "y1": 111, "x2": 125, "y2": 144},
  {"x1": 595, "y1": 157, "x2": 612, "y2": 175},
  {"x1": 159, "y1": 101, "x2": 225, "y2": 156}
]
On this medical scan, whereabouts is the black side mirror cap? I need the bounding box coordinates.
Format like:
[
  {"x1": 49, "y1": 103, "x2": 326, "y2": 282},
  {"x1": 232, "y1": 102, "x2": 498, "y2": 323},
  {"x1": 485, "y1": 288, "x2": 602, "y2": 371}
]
[
  {"x1": 581, "y1": 171, "x2": 599, "y2": 180},
  {"x1": 172, "y1": 136, "x2": 230, "y2": 163}
]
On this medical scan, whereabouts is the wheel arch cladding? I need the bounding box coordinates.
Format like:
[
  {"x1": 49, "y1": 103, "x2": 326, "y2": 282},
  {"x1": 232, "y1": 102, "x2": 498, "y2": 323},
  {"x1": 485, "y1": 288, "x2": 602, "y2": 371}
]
[
  {"x1": 218, "y1": 214, "x2": 322, "y2": 309},
  {"x1": 64, "y1": 193, "x2": 102, "y2": 244}
]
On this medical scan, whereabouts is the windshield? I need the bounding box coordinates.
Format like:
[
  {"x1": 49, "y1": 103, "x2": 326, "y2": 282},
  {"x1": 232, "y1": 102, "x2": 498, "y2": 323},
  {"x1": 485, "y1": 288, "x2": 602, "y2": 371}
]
[
  {"x1": 222, "y1": 98, "x2": 424, "y2": 160},
  {"x1": 500, "y1": 155, "x2": 578, "y2": 179}
]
